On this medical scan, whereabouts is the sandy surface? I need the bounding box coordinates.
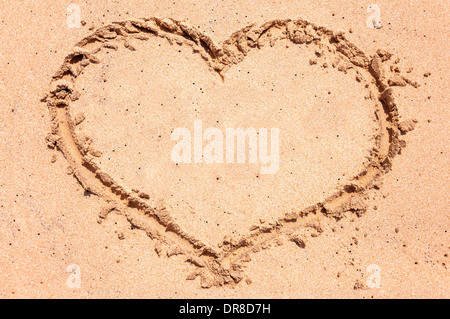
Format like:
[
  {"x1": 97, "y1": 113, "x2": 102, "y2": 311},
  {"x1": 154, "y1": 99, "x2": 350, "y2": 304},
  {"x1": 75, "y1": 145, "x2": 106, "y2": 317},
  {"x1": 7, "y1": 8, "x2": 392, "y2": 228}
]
[{"x1": 0, "y1": 0, "x2": 448, "y2": 298}]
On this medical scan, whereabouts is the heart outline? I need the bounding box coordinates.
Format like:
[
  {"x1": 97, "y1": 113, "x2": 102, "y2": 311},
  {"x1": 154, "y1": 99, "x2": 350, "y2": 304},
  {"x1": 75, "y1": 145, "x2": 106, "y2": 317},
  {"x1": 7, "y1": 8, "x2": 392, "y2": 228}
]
[{"x1": 44, "y1": 17, "x2": 404, "y2": 288}]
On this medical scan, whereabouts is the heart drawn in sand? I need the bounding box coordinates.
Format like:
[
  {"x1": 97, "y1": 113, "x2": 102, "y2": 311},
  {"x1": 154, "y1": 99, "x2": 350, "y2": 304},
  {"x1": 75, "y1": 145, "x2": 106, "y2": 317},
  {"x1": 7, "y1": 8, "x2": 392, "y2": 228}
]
[{"x1": 44, "y1": 17, "x2": 405, "y2": 288}]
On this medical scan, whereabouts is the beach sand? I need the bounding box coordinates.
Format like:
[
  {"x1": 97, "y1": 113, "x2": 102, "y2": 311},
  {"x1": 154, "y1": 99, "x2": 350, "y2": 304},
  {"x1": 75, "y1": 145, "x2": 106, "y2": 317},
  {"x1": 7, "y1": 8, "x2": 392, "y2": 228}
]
[{"x1": 0, "y1": 0, "x2": 448, "y2": 298}]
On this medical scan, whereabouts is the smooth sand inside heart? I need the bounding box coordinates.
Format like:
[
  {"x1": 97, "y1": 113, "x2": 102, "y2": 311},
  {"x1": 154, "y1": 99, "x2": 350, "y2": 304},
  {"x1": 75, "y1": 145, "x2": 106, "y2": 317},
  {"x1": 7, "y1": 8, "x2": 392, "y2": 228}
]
[{"x1": 71, "y1": 35, "x2": 378, "y2": 247}]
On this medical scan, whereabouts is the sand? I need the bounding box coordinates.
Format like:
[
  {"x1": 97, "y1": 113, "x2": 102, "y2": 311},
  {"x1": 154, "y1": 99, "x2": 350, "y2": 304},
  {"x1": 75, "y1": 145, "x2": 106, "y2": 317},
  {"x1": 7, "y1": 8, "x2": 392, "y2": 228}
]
[{"x1": 0, "y1": 0, "x2": 448, "y2": 298}]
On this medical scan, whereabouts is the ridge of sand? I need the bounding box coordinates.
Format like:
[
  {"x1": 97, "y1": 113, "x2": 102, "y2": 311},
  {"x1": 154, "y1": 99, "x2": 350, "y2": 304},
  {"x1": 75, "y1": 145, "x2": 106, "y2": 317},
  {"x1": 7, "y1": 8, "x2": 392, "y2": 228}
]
[{"x1": 42, "y1": 17, "x2": 415, "y2": 288}]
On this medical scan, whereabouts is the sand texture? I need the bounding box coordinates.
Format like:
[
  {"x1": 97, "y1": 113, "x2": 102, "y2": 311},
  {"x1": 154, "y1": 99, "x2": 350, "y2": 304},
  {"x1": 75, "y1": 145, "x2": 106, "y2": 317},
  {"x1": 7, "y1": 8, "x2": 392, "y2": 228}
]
[{"x1": 0, "y1": 1, "x2": 448, "y2": 298}]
